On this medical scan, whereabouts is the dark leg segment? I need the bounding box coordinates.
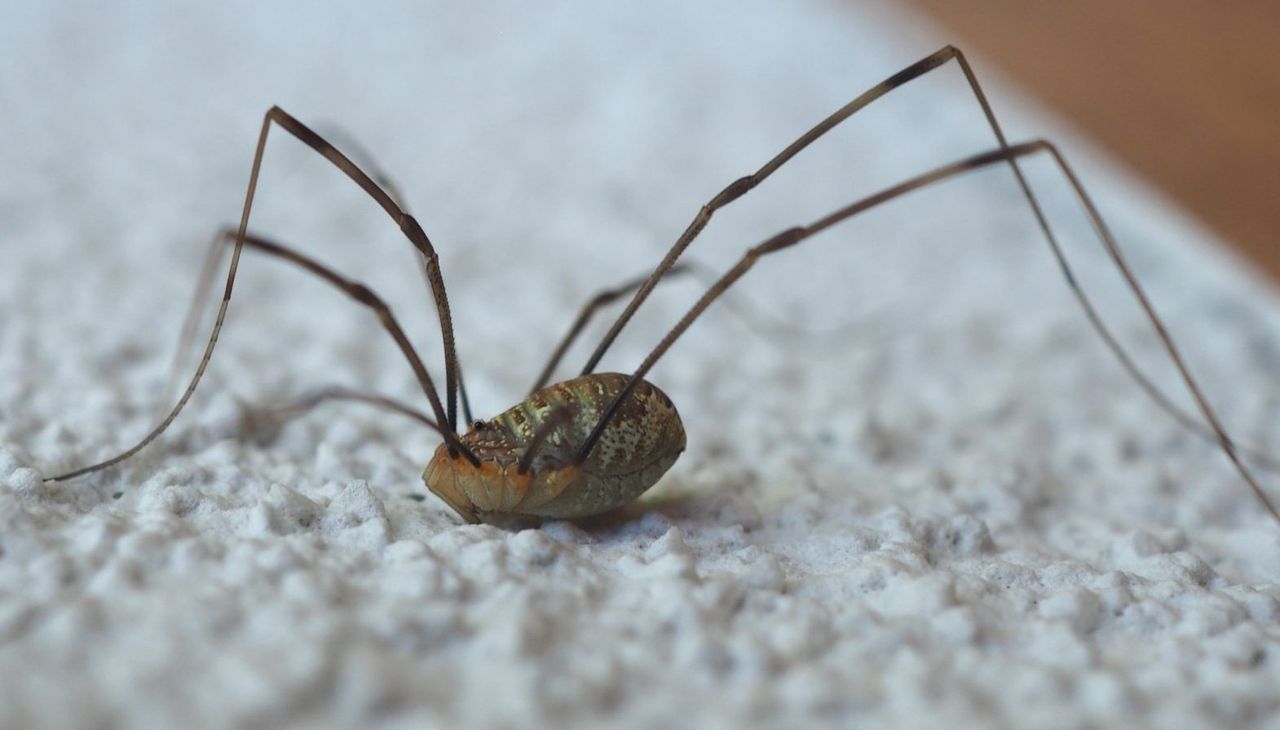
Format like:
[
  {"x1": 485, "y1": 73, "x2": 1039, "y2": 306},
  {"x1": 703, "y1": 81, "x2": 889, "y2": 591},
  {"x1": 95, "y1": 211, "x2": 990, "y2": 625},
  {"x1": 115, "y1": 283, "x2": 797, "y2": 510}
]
[
  {"x1": 531, "y1": 264, "x2": 694, "y2": 394},
  {"x1": 577, "y1": 46, "x2": 1223, "y2": 450},
  {"x1": 260, "y1": 108, "x2": 464, "y2": 431},
  {"x1": 583, "y1": 46, "x2": 974, "y2": 375},
  {"x1": 158, "y1": 227, "x2": 232, "y2": 413},
  {"x1": 51, "y1": 225, "x2": 475, "y2": 481},
  {"x1": 50, "y1": 107, "x2": 469, "y2": 481},
  {"x1": 306, "y1": 122, "x2": 476, "y2": 425},
  {"x1": 575, "y1": 141, "x2": 1280, "y2": 523},
  {"x1": 534, "y1": 259, "x2": 872, "y2": 394},
  {"x1": 250, "y1": 384, "x2": 438, "y2": 433},
  {"x1": 160, "y1": 227, "x2": 476, "y2": 433},
  {"x1": 203, "y1": 233, "x2": 465, "y2": 447}
]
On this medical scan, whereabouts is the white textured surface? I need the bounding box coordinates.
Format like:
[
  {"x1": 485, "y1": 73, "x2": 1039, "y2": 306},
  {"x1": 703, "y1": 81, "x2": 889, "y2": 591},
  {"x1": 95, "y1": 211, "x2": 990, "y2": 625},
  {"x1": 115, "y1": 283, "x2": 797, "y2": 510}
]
[{"x1": 3, "y1": 2, "x2": 1280, "y2": 728}]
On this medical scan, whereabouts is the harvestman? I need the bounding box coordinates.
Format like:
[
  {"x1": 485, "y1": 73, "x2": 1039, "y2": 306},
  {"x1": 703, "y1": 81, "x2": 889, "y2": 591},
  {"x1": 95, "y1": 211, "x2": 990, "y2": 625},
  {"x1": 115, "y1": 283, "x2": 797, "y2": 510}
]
[{"x1": 44, "y1": 46, "x2": 1280, "y2": 526}]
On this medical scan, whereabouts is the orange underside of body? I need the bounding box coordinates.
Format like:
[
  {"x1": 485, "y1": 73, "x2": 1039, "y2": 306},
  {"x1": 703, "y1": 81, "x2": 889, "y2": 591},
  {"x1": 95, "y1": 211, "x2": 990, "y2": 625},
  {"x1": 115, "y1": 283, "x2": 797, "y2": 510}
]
[{"x1": 423, "y1": 443, "x2": 582, "y2": 524}]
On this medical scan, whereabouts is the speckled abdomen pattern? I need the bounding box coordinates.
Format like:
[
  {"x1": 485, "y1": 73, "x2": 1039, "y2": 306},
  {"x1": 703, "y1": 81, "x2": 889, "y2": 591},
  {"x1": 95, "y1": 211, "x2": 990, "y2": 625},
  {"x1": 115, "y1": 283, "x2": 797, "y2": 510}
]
[
  {"x1": 495, "y1": 373, "x2": 686, "y2": 518},
  {"x1": 424, "y1": 373, "x2": 686, "y2": 521}
]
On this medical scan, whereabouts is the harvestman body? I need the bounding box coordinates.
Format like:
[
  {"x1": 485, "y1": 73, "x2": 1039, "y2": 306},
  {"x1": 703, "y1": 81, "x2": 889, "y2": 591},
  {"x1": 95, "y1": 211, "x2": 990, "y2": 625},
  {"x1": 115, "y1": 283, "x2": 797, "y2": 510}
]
[{"x1": 45, "y1": 47, "x2": 1280, "y2": 527}]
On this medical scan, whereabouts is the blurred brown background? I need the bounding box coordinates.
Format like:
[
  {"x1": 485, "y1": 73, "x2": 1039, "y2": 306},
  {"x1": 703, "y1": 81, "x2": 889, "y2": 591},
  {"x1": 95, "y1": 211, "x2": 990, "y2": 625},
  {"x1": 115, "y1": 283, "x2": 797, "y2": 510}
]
[{"x1": 906, "y1": 1, "x2": 1280, "y2": 282}]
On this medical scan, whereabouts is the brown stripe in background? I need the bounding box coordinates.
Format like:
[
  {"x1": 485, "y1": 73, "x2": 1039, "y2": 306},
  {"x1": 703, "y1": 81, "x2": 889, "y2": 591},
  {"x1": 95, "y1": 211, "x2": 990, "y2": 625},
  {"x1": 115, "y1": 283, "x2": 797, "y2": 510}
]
[{"x1": 904, "y1": 1, "x2": 1280, "y2": 282}]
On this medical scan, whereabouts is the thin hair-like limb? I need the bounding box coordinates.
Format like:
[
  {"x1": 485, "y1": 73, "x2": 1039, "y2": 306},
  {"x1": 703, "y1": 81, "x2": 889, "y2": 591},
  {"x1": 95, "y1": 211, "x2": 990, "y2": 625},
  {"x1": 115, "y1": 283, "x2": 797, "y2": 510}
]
[
  {"x1": 252, "y1": 108, "x2": 466, "y2": 432},
  {"x1": 939, "y1": 49, "x2": 1271, "y2": 474},
  {"x1": 579, "y1": 44, "x2": 1276, "y2": 474},
  {"x1": 48, "y1": 108, "x2": 470, "y2": 482},
  {"x1": 161, "y1": 225, "x2": 476, "y2": 430},
  {"x1": 581, "y1": 46, "x2": 962, "y2": 375},
  {"x1": 573, "y1": 140, "x2": 1280, "y2": 524},
  {"x1": 200, "y1": 233, "x2": 460, "y2": 444},
  {"x1": 534, "y1": 260, "x2": 883, "y2": 394},
  {"x1": 530, "y1": 264, "x2": 695, "y2": 394},
  {"x1": 158, "y1": 227, "x2": 231, "y2": 414},
  {"x1": 161, "y1": 237, "x2": 445, "y2": 441},
  {"x1": 309, "y1": 123, "x2": 412, "y2": 211},
  {"x1": 255, "y1": 384, "x2": 440, "y2": 433},
  {"x1": 306, "y1": 123, "x2": 476, "y2": 425}
]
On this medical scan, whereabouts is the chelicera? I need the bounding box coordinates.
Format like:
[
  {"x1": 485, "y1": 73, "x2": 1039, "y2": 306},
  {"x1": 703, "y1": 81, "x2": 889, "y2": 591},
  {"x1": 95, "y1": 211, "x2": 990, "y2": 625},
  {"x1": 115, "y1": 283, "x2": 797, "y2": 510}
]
[{"x1": 45, "y1": 46, "x2": 1280, "y2": 527}]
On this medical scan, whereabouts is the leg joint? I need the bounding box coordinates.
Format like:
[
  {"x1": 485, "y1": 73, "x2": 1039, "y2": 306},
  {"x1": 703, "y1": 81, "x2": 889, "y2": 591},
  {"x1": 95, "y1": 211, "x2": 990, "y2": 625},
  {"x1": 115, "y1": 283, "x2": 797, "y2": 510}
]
[{"x1": 710, "y1": 175, "x2": 756, "y2": 208}]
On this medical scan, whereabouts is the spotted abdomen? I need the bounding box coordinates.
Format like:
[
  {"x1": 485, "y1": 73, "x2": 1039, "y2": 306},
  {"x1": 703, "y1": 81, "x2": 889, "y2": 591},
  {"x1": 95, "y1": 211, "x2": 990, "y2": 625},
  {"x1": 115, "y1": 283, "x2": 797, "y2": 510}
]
[{"x1": 423, "y1": 372, "x2": 686, "y2": 523}]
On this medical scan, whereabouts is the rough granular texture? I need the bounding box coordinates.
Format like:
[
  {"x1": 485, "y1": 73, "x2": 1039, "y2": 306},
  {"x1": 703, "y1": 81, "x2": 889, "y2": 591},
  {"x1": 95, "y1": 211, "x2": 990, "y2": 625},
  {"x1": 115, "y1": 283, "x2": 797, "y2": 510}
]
[{"x1": 2, "y1": 2, "x2": 1278, "y2": 728}]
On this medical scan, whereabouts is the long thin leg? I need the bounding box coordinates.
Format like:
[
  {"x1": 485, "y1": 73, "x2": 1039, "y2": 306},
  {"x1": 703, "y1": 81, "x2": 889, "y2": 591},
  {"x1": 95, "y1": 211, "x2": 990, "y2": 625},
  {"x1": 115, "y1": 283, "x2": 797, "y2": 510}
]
[
  {"x1": 248, "y1": 384, "x2": 438, "y2": 434},
  {"x1": 158, "y1": 227, "x2": 230, "y2": 414},
  {"x1": 533, "y1": 259, "x2": 886, "y2": 394},
  {"x1": 583, "y1": 46, "x2": 974, "y2": 375},
  {"x1": 308, "y1": 123, "x2": 475, "y2": 424},
  {"x1": 48, "y1": 107, "x2": 470, "y2": 481},
  {"x1": 309, "y1": 123, "x2": 412, "y2": 212},
  {"x1": 161, "y1": 231, "x2": 444, "y2": 440},
  {"x1": 544, "y1": 252, "x2": 1280, "y2": 468},
  {"x1": 161, "y1": 229, "x2": 442, "y2": 435},
  {"x1": 579, "y1": 45, "x2": 1273, "y2": 476},
  {"x1": 255, "y1": 108, "x2": 465, "y2": 431},
  {"x1": 579, "y1": 46, "x2": 1162, "y2": 409},
  {"x1": 574, "y1": 141, "x2": 1280, "y2": 524},
  {"x1": 50, "y1": 230, "x2": 476, "y2": 481},
  {"x1": 218, "y1": 235, "x2": 464, "y2": 447},
  {"x1": 161, "y1": 225, "x2": 476, "y2": 427},
  {"x1": 530, "y1": 263, "x2": 694, "y2": 394}
]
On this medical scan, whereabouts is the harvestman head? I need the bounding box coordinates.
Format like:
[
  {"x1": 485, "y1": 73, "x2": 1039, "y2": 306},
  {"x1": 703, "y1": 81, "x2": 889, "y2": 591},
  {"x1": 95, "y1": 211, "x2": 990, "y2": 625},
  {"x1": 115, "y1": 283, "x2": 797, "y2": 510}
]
[{"x1": 44, "y1": 46, "x2": 1280, "y2": 527}]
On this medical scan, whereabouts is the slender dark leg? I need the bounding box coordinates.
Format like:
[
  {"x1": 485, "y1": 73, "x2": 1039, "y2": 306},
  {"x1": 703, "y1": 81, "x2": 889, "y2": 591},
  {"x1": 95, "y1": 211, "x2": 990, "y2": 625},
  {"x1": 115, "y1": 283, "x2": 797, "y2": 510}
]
[
  {"x1": 583, "y1": 46, "x2": 978, "y2": 375},
  {"x1": 306, "y1": 123, "x2": 476, "y2": 424},
  {"x1": 248, "y1": 384, "x2": 438, "y2": 433},
  {"x1": 49, "y1": 107, "x2": 469, "y2": 481},
  {"x1": 162, "y1": 230, "x2": 441, "y2": 435},
  {"x1": 158, "y1": 227, "x2": 231, "y2": 413},
  {"x1": 578, "y1": 44, "x2": 1204, "y2": 432},
  {"x1": 161, "y1": 225, "x2": 475, "y2": 428},
  {"x1": 208, "y1": 233, "x2": 471, "y2": 450},
  {"x1": 254, "y1": 108, "x2": 465, "y2": 432},
  {"x1": 308, "y1": 123, "x2": 411, "y2": 212},
  {"x1": 573, "y1": 141, "x2": 1280, "y2": 524},
  {"x1": 50, "y1": 228, "x2": 475, "y2": 481},
  {"x1": 530, "y1": 264, "x2": 695, "y2": 394},
  {"x1": 532, "y1": 258, "x2": 877, "y2": 394},
  {"x1": 570, "y1": 45, "x2": 1278, "y2": 511}
]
